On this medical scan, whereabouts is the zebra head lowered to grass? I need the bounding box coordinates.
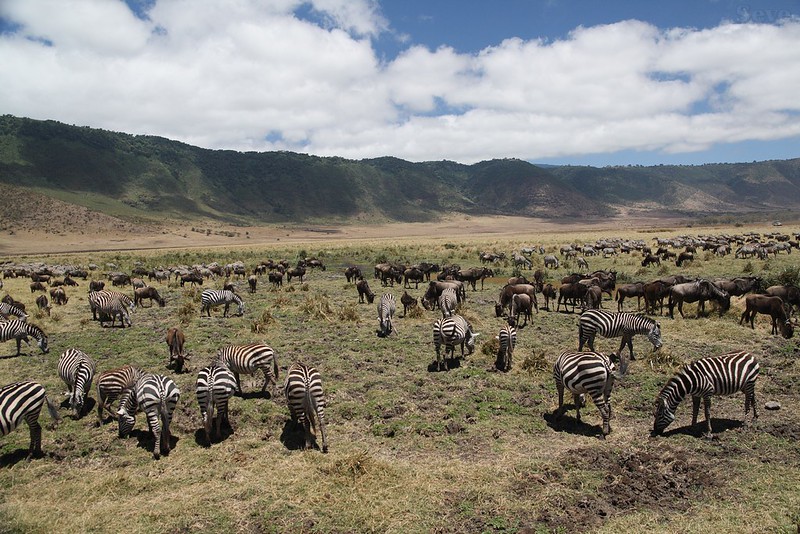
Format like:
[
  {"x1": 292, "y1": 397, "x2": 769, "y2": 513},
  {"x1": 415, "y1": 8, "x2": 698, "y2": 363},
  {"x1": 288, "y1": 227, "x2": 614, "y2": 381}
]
[
  {"x1": 577, "y1": 309, "x2": 662, "y2": 361},
  {"x1": 0, "y1": 381, "x2": 62, "y2": 459},
  {"x1": 432, "y1": 314, "x2": 479, "y2": 372},
  {"x1": 57, "y1": 348, "x2": 97, "y2": 419},
  {"x1": 377, "y1": 293, "x2": 396, "y2": 337},
  {"x1": 117, "y1": 373, "x2": 181, "y2": 460},
  {"x1": 653, "y1": 350, "x2": 759, "y2": 438},
  {"x1": 285, "y1": 362, "x2": 328, "y2": 453},
  {"x1": 200, "y1": 289, "x2": 245, "y2": 317},
  {"x1": 196, "y1": 363, "x2": 237, "y2": 445},
  {"x1": 213, "y1": 343, "x2": 279, "y2": 397},
  {"x1": 0, "y1": 320, "x2": 49, "y2": 356}
]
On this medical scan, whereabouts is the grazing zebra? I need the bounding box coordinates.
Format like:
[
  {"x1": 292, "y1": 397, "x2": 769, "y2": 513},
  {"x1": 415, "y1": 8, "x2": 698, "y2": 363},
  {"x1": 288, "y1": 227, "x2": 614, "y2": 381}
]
[
  {"x1": 438, "y1": 287, "x2": 458, "y2": 318},
  {"x1": 200, "y1": 289, "x2": 245, "y2": 317},
  {"x1": 0, "y1": 381, "x2": 62, "y2": 458},
  {"x1": 432, "y1": 314, "x2": 479, "y2": 371},
  {"x1": 0, "y1": 320, "x2": 49, "y2": 356},
  {"x1": 495, "y1": 324, "x2": 517, "y2": 372},
  {"x1": 553, "y1": 350, "x2": 621, "y2": 438},
  {"x1": 653, "y1": 350, "x2": 759, "y2": 438},
  {"x1": 0, "y1": 301, "x2": 28, "y2": 322},
  {"x1": 57, "y1": 348, "x2": 96, "y2": 418},
  {"x1": 196, "y1": 363, "x2": 237, "y2": 444},
  {"x1": 117, "y1": 374, "x2": 181, "y2": 459},
  {"x1": 96, "y1": 364, "x2": 146, "y2": 424},
  {"x1": 377, "y1": 293, "x2": 396, "y2": 337},
  {"x1": 214, "y1": 343, "x2": 279, "y2": 397},
  {"x1": 285, "y1": 363, "x2": 328, "y2": 453},
  {"x1": 578, "y1": 309, "x2": 662, "y2": 360},
  {"x1": 89, "y1": 290, "x2": 133, "y2": 327}
]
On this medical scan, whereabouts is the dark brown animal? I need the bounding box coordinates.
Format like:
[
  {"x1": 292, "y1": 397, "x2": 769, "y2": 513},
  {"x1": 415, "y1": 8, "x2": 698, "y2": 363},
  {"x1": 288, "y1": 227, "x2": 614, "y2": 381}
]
[
  {"x1": 89, "y1": 280, "x2": 105, "y2": 292},
  {"x1": 287, "y1": 266, "x2": 306, "y2": 283},
  {"x1": 165, "y1": 327, "x2": 188, "y2": 373},
  {"x1": 30, "y1": 281, "x2": 46, "y2": 293},
  {"x1": 134, "y1": 286, "x2": 165, "y2": 307},
  {"x1": 356, "y1": 279, "x2": 375, "y2": 304},
  {"x1": 35, "y1": 294, "x2": 51, "y2": 316},
  {"x1": 400, "y1": 291, "x2": 418, "y2": 317},
  {"x1": 740, "y1": 295, "x2": 794, "y2": 338},
  {"x1": 507, "y1": 276, "x2": 529, "y2": 286},
  {"x1": 63, "y1": 276, "x2": 79, "y2": 287},
  {"x1": 456, "y1": 267, "x2": 493, "y2": 291},
  {"x1": 49, "y1": 286, "x2": 68, "y2": 305},
  {"x1": 403, "y1": 267, "x2": 425, "y2": 289},
  {"x1": 111, "y1": 274, "x2": 131, "y2": 287},
  {"x1": 268, "y1": 271, "x2": 283, "y2": 288},
  {"x1": 423, "y1": 280, "x2": 466, "y2": 310},
  {"x1": 643, "y1": 280, "x2": 671, "y2": 315},
  {"x1": 556, "y1": 283, "x2": 588, "y2": 313},
  {"x1": 667, "y1": 280, "x2": 730, "y2": 319},
  {"x1": 616, "y1": 282, "x2": 645, "y2": 312},
  {"x1": 248, "y1": 275, "x2": 257, "y2": 293},
  {"x1": 180, "y1": 273, "x2": 203, "y2": 287},
  {"x1": 641, "y1": 254, "x2": 661, "y2": 267},
  {"x1": 497, "y1": 284, "x2": 539, "y2": 316},
  {"x1": 676, "y1": 251, "x2": 694, "y2": 267},
  {"x1": 344, "y1": 266, "x2": 363, "y2": 283},
  {"x1": 541, "y1": 283, "x2": 557, "y2": 310},
  {"x1": 765, "y1": 285, "x2": 800, "y2": 312},
  {"x1": 510, "y1": 293, "x2": 533, "y2": 326}
]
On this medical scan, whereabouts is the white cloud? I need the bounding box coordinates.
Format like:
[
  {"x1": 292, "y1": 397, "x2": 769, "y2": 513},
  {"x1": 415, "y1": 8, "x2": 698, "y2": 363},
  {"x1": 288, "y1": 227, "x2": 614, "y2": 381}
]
[{"x1": 1, "y1": 1, "x2": 799, "y2": 164}]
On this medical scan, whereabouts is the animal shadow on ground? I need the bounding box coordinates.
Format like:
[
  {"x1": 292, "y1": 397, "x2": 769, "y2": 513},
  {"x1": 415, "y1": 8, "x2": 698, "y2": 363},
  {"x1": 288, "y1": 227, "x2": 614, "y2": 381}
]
[
  {"x1": 543, "y1": 409, "x2": 604, "y2": 438},
  {"x1": 658, "y1": 417, "x2": 744, "y2": 438},
  {"x1": 235, "y1": 390, "x2": 270, "y2": 400},
  {"x1": 130, "y1": 428, "x2": 179, "y2": 456},
  {"x1": 426, "y1": 358, "x2": 462, "y2": 373},
  {"x1": 279, "y1": 419, "x2": 322, "y2": 451},
  {"x1": 193, "y1": 421, "x2": 234, "y2": 447},
  {"x1": 0, "y1": 449, "x2": 63, "y2": 468},
  {"x1": 59, "y1": 397, "x2": 96, "y2": 419}
]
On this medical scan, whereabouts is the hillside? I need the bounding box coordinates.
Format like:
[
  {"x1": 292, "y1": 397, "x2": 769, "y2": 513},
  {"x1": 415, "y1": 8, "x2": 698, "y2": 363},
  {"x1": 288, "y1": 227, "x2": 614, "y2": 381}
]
[{"x1": 1, "y1": 115, "x2": 799, "y2": 228}]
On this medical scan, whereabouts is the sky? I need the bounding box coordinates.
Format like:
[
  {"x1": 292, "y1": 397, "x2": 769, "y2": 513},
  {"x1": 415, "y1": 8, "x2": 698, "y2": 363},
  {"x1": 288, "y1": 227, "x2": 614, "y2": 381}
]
[{"x1": 1, "y1": 0, "x2": 799, "y2": 166}]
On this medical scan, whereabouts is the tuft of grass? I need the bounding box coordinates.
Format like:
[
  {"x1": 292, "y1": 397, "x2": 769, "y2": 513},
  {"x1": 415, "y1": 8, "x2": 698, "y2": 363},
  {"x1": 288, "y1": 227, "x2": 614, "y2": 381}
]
[
  {"x1": 337, "y1": 302, "x2": 360, "y2": 322},
  {"x1": 300, "y1": 294, "x2": 334, "y2": 321},
  {"x1": 177, "y1": 300, "x2": 196, "y2": 325},
  {"x1": 520, "y1": 349, "x2": 549, "y2": 374},
  {"x1": 406, "y1": 304, "x2": 424, "y2": 319}
]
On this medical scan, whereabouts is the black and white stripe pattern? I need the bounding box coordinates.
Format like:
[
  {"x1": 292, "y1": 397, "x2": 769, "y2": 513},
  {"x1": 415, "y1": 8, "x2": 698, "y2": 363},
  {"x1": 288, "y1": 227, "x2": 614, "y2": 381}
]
[
  {"x1": 0, "y1": 381, "x2": 61, "y2": 458},
  {"x1": 578, "y1": 309, "x2": 662, "y2": 360},
  {"x1": 89, "y1": 290, "x2": 134, "y2": 327},
  {"x1": 653, "y1": 350, "x2": 759, "y2": 437},
  {"x1": 495, "y1": 324, "x2": 517, "y2": 372},
  {"x1": 0, "y1": 301, "x2": 28, "y2": 322},
  {"x1": 96, "y1": 364, "x2": 146, "y2": 424},
  {"x1": 432, "y1": 314, "x2": 479, "y2": 371},
  {"x1": 214, "y1": 344, "x2": 279, "y2": 396},
  {"x1": 285, "y1": 363, "x2": 328, "y2": 453},
  {"x1": 200, "y1": 289, "x2": 245, "y2": 317},
  {"x1": 117, "y1": 374, "x2": 181, "y2": 459},
  {"x1": 438, "y1": 288, "x2": 458, "y2": 318},
  {"x1": 553, "y1": 350, "x2": 618, "y2": 438},
  {"x1": 377, "y1": 293, "x2": 396, "y2": 337},
  {"x1": 0, "y1": 320, "x2": 49, "y2": 356},
  {"x1": 196, "y1": 363, "x2": 237, "y2": 443},
  {"x1": 57, "y1": 348, "x2": 96, "y2": 418}
]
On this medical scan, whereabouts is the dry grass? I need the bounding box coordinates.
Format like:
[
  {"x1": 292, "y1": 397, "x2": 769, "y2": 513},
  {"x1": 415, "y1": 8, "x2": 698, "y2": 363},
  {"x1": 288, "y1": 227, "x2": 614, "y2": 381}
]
[{"x1": 1, "y1": 223, "x2": 799, "y2": 533}]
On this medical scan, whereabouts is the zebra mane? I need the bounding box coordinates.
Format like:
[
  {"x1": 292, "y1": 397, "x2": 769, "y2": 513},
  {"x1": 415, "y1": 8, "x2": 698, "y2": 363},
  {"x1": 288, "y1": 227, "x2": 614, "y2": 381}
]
[{"x1": 22, "y1": 321, "x2": 45, "y2": 339}]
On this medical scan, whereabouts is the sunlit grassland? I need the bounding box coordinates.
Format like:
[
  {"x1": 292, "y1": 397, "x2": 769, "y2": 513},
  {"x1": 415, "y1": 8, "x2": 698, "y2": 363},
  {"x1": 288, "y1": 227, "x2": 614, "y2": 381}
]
[{"x1": 1, "y1": 224, "x2": 799, "y2": 533}]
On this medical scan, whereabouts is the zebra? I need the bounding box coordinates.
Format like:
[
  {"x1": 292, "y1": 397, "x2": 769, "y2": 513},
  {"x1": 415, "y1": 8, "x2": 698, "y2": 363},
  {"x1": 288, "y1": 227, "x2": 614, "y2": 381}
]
[
  {"x1": 57, "y1": 348, "x2": 97, "y2": 419},
  {"x1": 438, "y1": 287, "x2": 458, "y2": 318},
  {"x1": 285, "y1": 362, "x2": 328, "y2": 453},
  {"x1": 432, "y1": 314, "x2": 479, "y2": 371},
  {"x1": 377, "y1": 293, "x2": 396, "y2": 337},
  {"x1": 89, "y1": 290, "x2": 133, "y2": 328},
  {"x1": 577, "y1": 309, "x2": 662, "y2": 361},
  {"x1": 495, "y1": 324, "x2": 517, "y2": 372},
  {"x1": 653, "y1": 350, "x2": 759, "y2": 438},
  {"x1": 0, "y1": 301, "x2": 28, "y2": 322},
  {"x1": 0, "y1": 381, "x2": 62, "y2": 458},
  {"x1": 96, "y1": 364, "x2": 146, "y2": 424},
  {"x1": 553, "y1": 350, "x2": 621, "y2": 438},
  {"x1": 196, "y1": 363, "x2": 237, "y2": 444},
  {"x1": 117, "y1": 373, "x2": 181, "y2": 459},
  {"x1": 0, "y1": 320, "x2": 49, "y2": 356},
  {"x1": 213, "y1": 343, "x2": 279, "y2": 397},
  {"x1": 200, "y1": 289, "x2": 245, "y2": 317}
]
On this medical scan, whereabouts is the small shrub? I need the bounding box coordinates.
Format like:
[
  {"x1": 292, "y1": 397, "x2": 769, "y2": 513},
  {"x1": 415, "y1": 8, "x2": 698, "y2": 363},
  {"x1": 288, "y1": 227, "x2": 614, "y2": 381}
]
[
  {"x1": 742, "y1": 261, "x2": 754, "y2": 274},
  {"x1": 49, "y1": 310, "x2": 62, "y2": 323},
  {"x1": 300, "y1": 294, "x2": 333, "y2": 321},
  {"x1": 520, "y1": 350, "x2": 549, "y2": 374},
  {"x1": 177, "y1": 301, "x2": 196, "y2": 325},
  {"x1": 406, "y1": 304, "x2": 424, "y2": 319},
  {"x1": 481, "y1": 336, "x2": 499, "y2": 358},
  {"x1": 337, "y1": 302, "x2": 359, "y2": 322},
  {"x1": 300, "y1": 283, "x2": 310, "y2": 292}
]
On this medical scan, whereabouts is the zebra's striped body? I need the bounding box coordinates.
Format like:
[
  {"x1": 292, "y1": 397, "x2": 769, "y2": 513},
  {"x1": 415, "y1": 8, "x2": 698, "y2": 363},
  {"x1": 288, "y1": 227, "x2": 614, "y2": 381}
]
[
  {"x1": 553, "y1": 350, "x2": 618, "y2": 437},
  {"x1": 495, "y1": 325, "x2": 517, "y2": 372},
  {"x1": 0, "y1": 381, "x2": 61, "y2": 458},
  {"x1": 96, "y1": 364, "x2": 145, "y2": 424},
  {"x1": 57, "y1": 349, "x2": 96, "y2": 418},
  {"x1": 433, "y1": 314, "x2": 479, "y2": 371},
  {"x1": 653, "y1": 350, "x2": 759, "y2": 437},
  {"x1": 196, "y1": 364, "x2": 237, "y2": 443},
  {"x1": 117, "y1": 374, "x2": 181, "y2": 459},
  {"x1": 0, "y1": 320, "x2": 49, "y2": 356},
  {"x1": 201, "y1": 289, "x2": 244, "y2": 317},
  {"x1": 285, "y1": 363, "x2": 328, "y2": 452},
  {"x1": 578, "y1": 309, "x2": 662, "y2": 360},
  {"x1": 377, "y1": 293, "x2": 396, "y2": 337},
  {"x1": 0, "y1": 301, "x2": 28, "y2": 322},
  {"x1": 214, "y1": 344, "x2": 279, "y2": 396},
  {"x1": 89, "y1": 290, "x2": 133, "y2": 328},
  {"x1": 438, "y1": 288, "x2": 458, "y2": 318}
]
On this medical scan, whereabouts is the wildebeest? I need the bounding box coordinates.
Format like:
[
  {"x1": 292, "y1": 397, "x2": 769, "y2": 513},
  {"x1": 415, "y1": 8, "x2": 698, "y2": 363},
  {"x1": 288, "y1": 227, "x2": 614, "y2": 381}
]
[
  {"x1": 30, "y1": 281, "x2": 46, "y2": 293},
  {"x1": 616, "y1": 282, "x2": 645, "y2": 312},
  {"x1": 544, "y1": 255, "x2": 560, "y2": 269},
  {"x1": 35, "y1": 294, "x2": 51, "y2": 316},
  {"x1": 286, "y1": 266, "x2": 306, "y2": 283},
  {"x1": 456, "y1": 267, "x2": 493, "y2": 291},
  {"x1": 400, "y1": 291, "x2": 418, "y2": 317},
  {"x1": 675, "y1": 251, "x2": 694, "y2": 267},
  {"x1": 356, "y1": 279, "x2": 375, "y2": 304},
  {"x1": 344, "y1": 266, "x2": 363, "y2": 283},
  {"x1": 765, "y1": 285, "x2": 800, "y2": 312},
  {"x1": 556, "y1": 282, "x2": 587, "y2": 313},
  {"x1": 712, "y1": 276, "x2": 761, "y2": 297},
  {"x1": 165, "y1": 327, "x2": 188, "y2": 372},
  {"x1": 511, "y1": 293, "x2": 533, "y2": 326},
  {"x1": 247, "y1": 275, "x2": 257, "y2": 293},
  {"x1": 180, "y1": 273, "x2": 203, "y2": 287},
  {"x1": 49, "y1": 286, "x2": 68, "y2": 305},
  {"x1": 403, "y1": 267, "x2": 425, "y2": 289},
  {"x1": 422, "y1": 280, "x2": 466, "y2": 311},
  {"x1": 643, "y1": 280, "x2": 672, "y2": 315},
  {"x1": 111, "y1": 273, "x2": 131, "y2": 287},
  {"x1": 641, "y1": 254, "x2": 661, "y2": 267},
  {"x1": 541, "y1": 283, "x2": 557, "y2": 311},
  {"x1": 89, "y1": 280, "x2": 105, "y2": 292},
  {"x1": 496, "y1": 284, "x2": 538, "y2": 317},
  {"x1": 134, "y1": 286, "x2": 165, "y2": 307},
  {"x1": 268, "y1": 271, "x2": 283, "y2": 288},
  {"x1": 739, "y1": 294, "x2": 794, "y2": 338},
  {"x1": 667, "y1": 280, "x2": 730, "y2": 319}
]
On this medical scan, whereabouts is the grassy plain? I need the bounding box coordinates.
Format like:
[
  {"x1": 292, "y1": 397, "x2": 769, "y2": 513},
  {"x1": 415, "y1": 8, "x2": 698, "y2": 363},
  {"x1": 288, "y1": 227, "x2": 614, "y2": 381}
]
[{"x1": 1, "y1": 222, "x2": 799, "y2": 533}]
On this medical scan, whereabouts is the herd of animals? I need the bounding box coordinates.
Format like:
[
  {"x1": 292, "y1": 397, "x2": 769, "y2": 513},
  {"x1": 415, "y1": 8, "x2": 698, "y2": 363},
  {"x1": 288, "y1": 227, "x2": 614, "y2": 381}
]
[{"x1": 0, "y1": 229, "x2": 797, "y2": 461}]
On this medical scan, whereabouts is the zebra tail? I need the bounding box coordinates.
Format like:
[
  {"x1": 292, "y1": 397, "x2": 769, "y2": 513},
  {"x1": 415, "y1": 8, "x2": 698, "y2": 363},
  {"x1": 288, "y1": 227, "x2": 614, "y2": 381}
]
[
  {"x1": 45, "y1": 396, "x2": 63, "y2": 424},
  {"x1": 302, "y1": 388, "x2": 317, "y2": 434}
]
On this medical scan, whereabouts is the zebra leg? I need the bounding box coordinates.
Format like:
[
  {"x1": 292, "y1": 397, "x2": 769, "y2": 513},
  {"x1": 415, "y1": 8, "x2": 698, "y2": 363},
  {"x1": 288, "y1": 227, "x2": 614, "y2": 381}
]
[
  {"x1": 554, "y1": 381, "x2": 565, "y2": 418},
  {"x1": 26, "y1": 414, "x2": 43, "y2": 458},
  {"x1": 145, "y1": 410, "x2": 162, "y2": 459},
  {"x1": 691, "y1": 395, "x2": 701, "y2": 428},
  {"x1": 573, "y1": 393, "x2": 584, "y2": 422},
  {"x1": 598, "y1": 402, "x2": 611, "y2": 438},
  {"x1": 702, "y1": 396, "x2": 714, "y2": 438}
]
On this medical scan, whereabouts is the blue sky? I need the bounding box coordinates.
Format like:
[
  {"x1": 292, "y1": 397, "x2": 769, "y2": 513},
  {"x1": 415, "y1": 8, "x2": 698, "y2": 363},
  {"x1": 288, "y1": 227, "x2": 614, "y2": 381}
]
[{"x1": 1, "y1": 0, "x2": 799, "y2": 166}]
